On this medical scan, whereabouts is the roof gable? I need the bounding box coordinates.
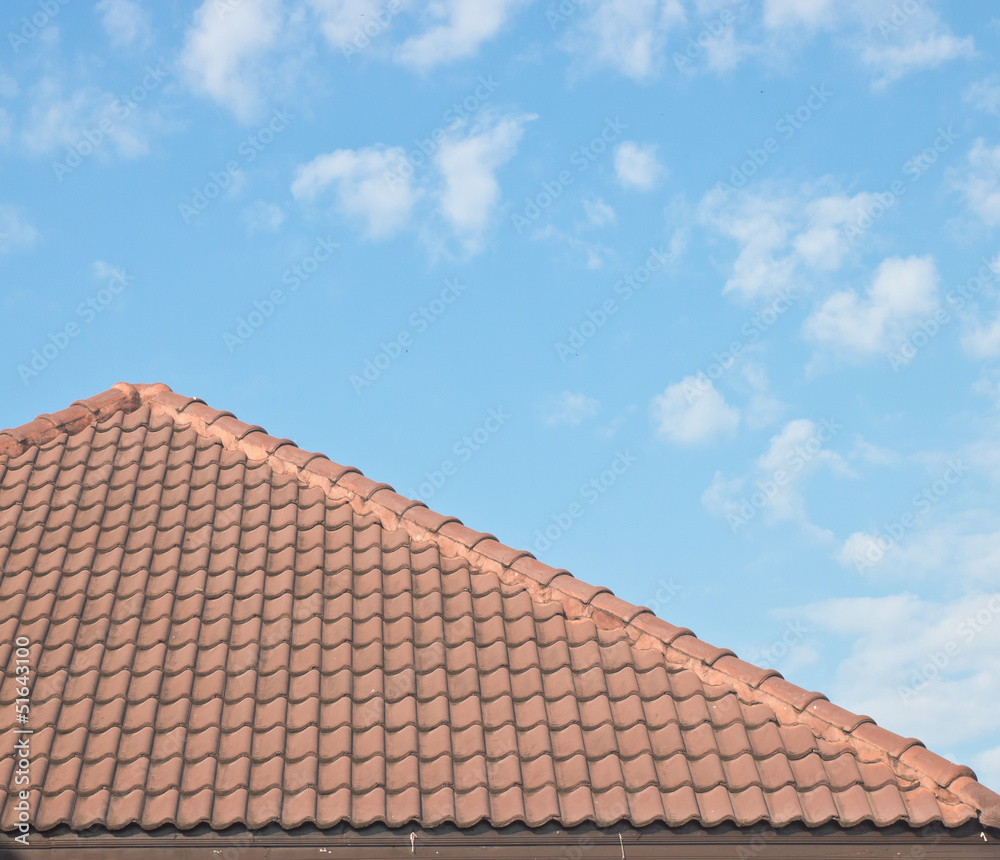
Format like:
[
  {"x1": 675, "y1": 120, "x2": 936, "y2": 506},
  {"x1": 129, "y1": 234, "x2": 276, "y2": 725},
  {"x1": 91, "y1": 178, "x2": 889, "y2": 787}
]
[{"x1": 0, "y1": 382, "x2": 997, "y2": 834}]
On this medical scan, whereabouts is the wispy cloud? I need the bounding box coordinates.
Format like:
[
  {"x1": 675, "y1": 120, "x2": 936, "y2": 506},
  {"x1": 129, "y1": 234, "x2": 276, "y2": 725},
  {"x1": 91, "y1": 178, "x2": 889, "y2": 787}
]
[
  {"x1": 96, "y1": 0, "x2": 153, "y2": 49},
  {"x1": 543, "y1": 391, "x2": 601, "y2": 427},
  {"x1": 702, "y1": 417, "x2": 849, "y2": 538},
  {"x1": 964, "y1": 74, "x2": 1000, "y2": 116},
  {"x1": 0, "y1": 205, "x2": 38, "y2": 254},
  {"x1": 396, "y1": 0, "x2": 529, "y2": 70},
  {"x1": 699, "y1": 183, "x2": 876, "y2": 300},
  {"x1": 614, "y1": 141, "x2": 665, "y2": 191},
  {"x1": 291, "y1": 145, "x2": 419, "y2": 238},
  {"x1": 562, "y1": 0, "x2": 686, "y2": 80},
  {"x1": 952, "y1": 138, "x2": 1000, "y2": 228},
  {"x1": 179, "y1": 0, "x2": 286, "y2": 121},
  {"x1": 651, "y1": 376, "x2": 740, "y2": 445},
  {"x1": 433, "y1": 113, "x2": 532, "y2": 252},
  {"x1": 803, "y1": 256, "x2": 939, "y2": 358},
  {"x1": 243, "y1": 200, "x2": 285, "y2": 234}
]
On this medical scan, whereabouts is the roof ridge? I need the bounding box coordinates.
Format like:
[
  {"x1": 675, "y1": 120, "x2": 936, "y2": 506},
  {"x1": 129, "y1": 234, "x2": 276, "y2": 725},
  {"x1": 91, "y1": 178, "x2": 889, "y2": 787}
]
[
  {"x1": 3, "y1": 382, "x2": 999, "y2": 830},
  {"x1": 0, "y1": 382, "x2": 161, "y2": 458}
]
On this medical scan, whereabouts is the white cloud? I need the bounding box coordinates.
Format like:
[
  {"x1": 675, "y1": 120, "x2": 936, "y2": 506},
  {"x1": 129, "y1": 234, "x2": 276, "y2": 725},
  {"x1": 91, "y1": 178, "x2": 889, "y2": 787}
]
[
  {"x1": 614, "y1": 141, "x2": 665, "y2": 191},
  {"x1": 227, "y1": 169, "x2": 248, "y2": 198},
  {"x1": 953, "y1": 431, "x2": 1000, "y2": 485},
  {"x1": 91, "y1": 260, "x2": 126, "y2": 281},
  {"x1": 952, "y1": 138, "x2": 1000, "y2": 228},
  {"x1": 309, "y1": 0, "x2": 403, "y2": 45},
  {"x1": 699, "y1": 184, "x2": 877, "y2": 299},
  {"x1": 20, "y1": 81, "x2": 94, "y2": 156},
  {"x1": 789, "y1": 593, "x2": 1000, "y2": 765},
  {"x1": 598, "y1": 415, "x2": 628, "y2": 438},
  {"x1": 583, "y1": 197, "x2": 616, "y2": 227},
  {"x1": 563, "y1": 0, "x2": 686, "y2": 80},
  {"x1": 741, "y1": 363, "x2": 785, "y2": 429},
  {"x1": 292, "y1": 145, "x2": 418, "y2": 238},
  {"x1": 652, "y1": 376, "x2": 739, "y2": 445},
  {"x1": 964, "y1": 74, "x2": 1000, "y2": 116},
  {"x1": 543, "y1": 392, "x2": 601, "y2": 427},
  {"x1": 754, "y1": 418, "x2": 851, "y2": 513},
  {"x1": 433, "y1": 114, "x2": 530, "y2": 252},
  {"x1": 704, "y1": 2, "x2": 973, "y2": 89},
  {"x1": 702, "y1": 417, "x2": 849, "y2": 535},
  {"x1": 290, "y1": 115, "x2": 528, "y2": 251},
  {"x1": 179, "y1": 0, "x2": 285, "y2": 121},
  {"x1": 861, "y1": 31, "x2": 974, "y2": 91},
  {"x1": 699, "y1": 23, "x2": 752, "y2": 73},
  {"x1": 803, "y1": 256, "x2": 939, "y2": 356},
  {"x1": 845, "y1": 1, "x2": 973, "y2": 90},
  {"x1": 243, "y1": 200, "x2": 285, "y2": 233},
  {"x1": 838, "y1": 531, "x2": 889, "y2": 573},
  {"x1": 529, "y1": 224, "x2": 613, "y2": 269},
  {"x1": 396, "y1": 0, "x2": 527, "y2": 70},
  {"x1": 96, "y1": 0, "x2": 152, "y2": 48},
  {"x1": 745, "y1": 394, "x2": 785, "y2": 429},
  {"x1": 837, "y1": 507, "x2": 1000, "y2": 585},
  {"x1": 0, "y1": 205, "x2": 38, "y2": 254},
  {"x1": 792, "y1": 192, "x2": 872, "y2": 269},
  {"x1": 962, "y1": 317, "x2": 1000, "y2": 360},
  {"x1": 762, "y1": 0, "x2": 837, "y2": 31},
  {"x1": 954, "y1": 256, "x2": 1000, "y2": 359},
  {"x1": 850, "y1": 437, "x2": 897, "y2": 467},
  {"x1": 19, "y1": 77, "x2": 155, "y2": 158},
  {"x1": 971, "y1": 743, "x2": 1000, "y2": 796}
]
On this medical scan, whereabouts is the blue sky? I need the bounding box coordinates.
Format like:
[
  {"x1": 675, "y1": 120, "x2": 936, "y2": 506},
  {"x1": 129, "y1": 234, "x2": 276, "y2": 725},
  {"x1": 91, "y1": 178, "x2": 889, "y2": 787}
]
[{"x1": 2, "y1": 0, "x2": 1000, "y2": 791}]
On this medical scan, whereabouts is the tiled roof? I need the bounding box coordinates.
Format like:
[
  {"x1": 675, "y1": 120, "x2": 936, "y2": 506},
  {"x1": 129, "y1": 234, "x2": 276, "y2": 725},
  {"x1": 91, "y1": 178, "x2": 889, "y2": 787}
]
[{"x1": 0, "y1": 382, "x2": 997, "y2": 835}]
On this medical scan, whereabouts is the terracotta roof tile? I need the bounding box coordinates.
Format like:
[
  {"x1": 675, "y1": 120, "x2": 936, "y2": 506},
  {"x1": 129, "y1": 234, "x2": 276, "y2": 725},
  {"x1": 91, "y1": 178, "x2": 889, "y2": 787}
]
[{"x1": 1, "y1": 383, "x2": 997, "y2": 836}]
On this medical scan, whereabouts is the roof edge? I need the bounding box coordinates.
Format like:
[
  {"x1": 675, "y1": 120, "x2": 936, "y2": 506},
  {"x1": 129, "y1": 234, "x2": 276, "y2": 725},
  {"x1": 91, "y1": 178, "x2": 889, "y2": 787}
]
[
  {"x1": 0, "y1": 382, "x2": 168, "y2": 458},
  {"x1": 4, "y1": 382, "x2": 1000, "y2": 829}
]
